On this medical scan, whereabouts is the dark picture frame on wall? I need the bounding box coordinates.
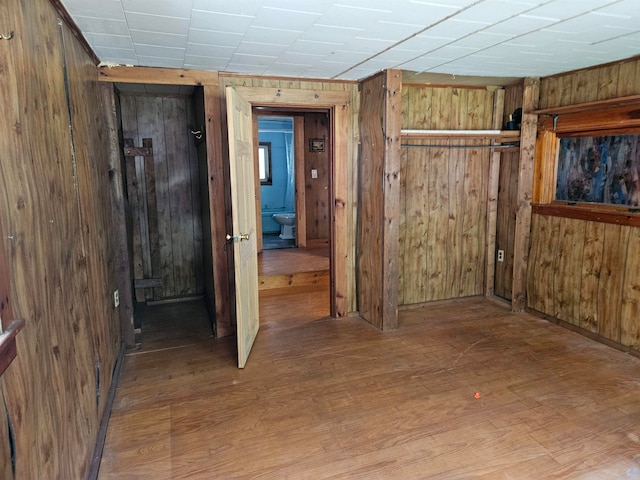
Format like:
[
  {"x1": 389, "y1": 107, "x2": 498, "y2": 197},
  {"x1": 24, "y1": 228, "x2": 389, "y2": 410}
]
[{"x1": 309, "y1": 138, "x2": 325, "y2": 152}]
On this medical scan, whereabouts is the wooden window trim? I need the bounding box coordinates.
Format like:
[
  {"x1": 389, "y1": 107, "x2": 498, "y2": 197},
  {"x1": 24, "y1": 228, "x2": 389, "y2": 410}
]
[{"x1": 532, "y1": 97, "x2": 640, "y2": 225}]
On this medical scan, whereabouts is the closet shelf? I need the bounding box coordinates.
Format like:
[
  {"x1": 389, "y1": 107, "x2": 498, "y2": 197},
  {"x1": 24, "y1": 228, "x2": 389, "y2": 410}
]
[{"x1": 400, "y1": 129, "x2": 520, "y2": 142}]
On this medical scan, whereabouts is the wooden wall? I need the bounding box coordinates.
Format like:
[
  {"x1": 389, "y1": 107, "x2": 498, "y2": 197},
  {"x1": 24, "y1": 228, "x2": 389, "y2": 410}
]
[
  {"x1": 399, "y1": 85, "x2": 496, "y2": 305},
  {"x1": 304, "y1": 112, "x2": 330, "y2": 240},
  {"x1": 0, "y1": 0, "x2": 120, "y2": 477},
  {"x1": 120, "y1": 94, "x2": 204, "y2": 301},
  {"x1": 494, "y1": 81, "x2": 524, "y2": 300},
  {"x1": 193, "y1": 87, "x2": 216, "y2": 322},
  {"x1": 357, "y1": 71, "x2": 402, "y2": 330},
  {"x1": 219, "y1": 76, "x2": 360, "y2": 313},
  {"x1": 527, "y1": 57, "x2": 640, "y2": 351}
]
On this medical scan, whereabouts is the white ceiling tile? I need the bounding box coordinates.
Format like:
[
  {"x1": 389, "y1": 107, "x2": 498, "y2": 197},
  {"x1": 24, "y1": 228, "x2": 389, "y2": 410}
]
[
  {"x1": 192, "y1": 0, "x2": 264, "y2": 15},
  {"x1": 94, "y1": 47, "x2": 138, "y2": 62},
  {"x1": 121, "y1": 0, "x2": 192, "y2": 18},
  {"x1": 60, "y1": 0, "x2": 640, "y2": 81},
  {"x1": 371, "y1": 49, "x2": 428, "y2": 63},
  {"x1": 84, "y1": 33, "x2": 134, "y2": 49},
  {"x1": 287, "y1": 40, "x2": 344, "y2": 55},
  {"x1": 187, "y1": 29, "x2": 242, "y2": 48},
  {"x1": 260, "y1": 0, "x2": 333, "y2": 15},
  {"x1": 399, "y1": 35, "x2": 455, "y2": 52},
  {"x1": 454, "y1": 0, "x2": 543, "y2": 24},
  {"x1": 184, "y1": 55, "x2": 230, "y2": 69},
  {"x1": 134, "y1": 44, "x2": 185, "y2": 59},
  {"x1": 130, "y1": 30, "x2": 187, "y2": 48},
  {"x1": 235, "y1": 41, "x2": 290, "y2": 56},
  {"x1": 421, "y1": 19, "x2": 488, "y2": 38},
  {"x1": 136, "y1": 56, "x2": 184, "y2": 68},
  {"x1": 72, "y1": 16, "x2": 130, "y2": 36},
  {"x1": 243, "y1": 26, "x2": 303, "y2": 45},
  {"x1": 252, "y1": 7, "x2": 320, "y2": 30},
  {"x1": 190, "y1": 10, "x2": 255, "y2": 32},
  {"x1": 451, "y1": 31, "x2": 511, "y2": 49},
  {"x1": 483, "y1": 14, "x2": 557, "y2": 36},
  {"x1": 230, "y1": 53, "x2": 279, "y2": 67},
  {"x1": 124, "y1": 13, "x2": 190, "y2": 35},
  {"x1": 61, "y1": 0, "x2": 125, "y2": 21},
  {"x1": 300, "y1": 26, "x2": 365, "y2": 44},
  {"x1": 186, "y1": 43, "x2": 234, "y2": 57},
  {"x1": 225, "y1": 62, "x2": 268, "y2": 74}
]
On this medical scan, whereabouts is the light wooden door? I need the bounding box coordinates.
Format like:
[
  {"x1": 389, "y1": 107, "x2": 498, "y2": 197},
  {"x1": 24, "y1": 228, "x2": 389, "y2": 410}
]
[{"x1": 226, "y1": 86, "x2": 260, "y2": 368}]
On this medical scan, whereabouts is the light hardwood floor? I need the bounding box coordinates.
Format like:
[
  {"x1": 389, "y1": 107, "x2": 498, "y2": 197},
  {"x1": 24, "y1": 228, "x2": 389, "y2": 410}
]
[{"x1": 99, "y1": 295, "x2": 640, "y2": 479}]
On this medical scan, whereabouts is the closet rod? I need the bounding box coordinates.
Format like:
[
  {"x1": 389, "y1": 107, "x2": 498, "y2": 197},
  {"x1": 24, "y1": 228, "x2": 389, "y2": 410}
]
[{"x1": 401, "y1": 143, "x2": 519, "y2": 150}]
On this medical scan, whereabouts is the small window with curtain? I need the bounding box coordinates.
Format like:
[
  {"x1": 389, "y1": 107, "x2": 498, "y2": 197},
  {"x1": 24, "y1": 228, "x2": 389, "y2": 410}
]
[{"x1": 259, "y1": 142, "x2": 272, "y2": 185}]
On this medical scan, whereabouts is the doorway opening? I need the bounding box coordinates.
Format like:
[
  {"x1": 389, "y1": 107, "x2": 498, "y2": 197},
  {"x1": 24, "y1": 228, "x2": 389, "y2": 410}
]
[
  {"x1": 254, "y1": 108, "x2": 332, "y2": 328},
  {"x1": 114, "y1": 83, "x2": 215, "y2": 347},
  {"x1": 257, "y1": 116, "x2": 296, "y2": 250}
]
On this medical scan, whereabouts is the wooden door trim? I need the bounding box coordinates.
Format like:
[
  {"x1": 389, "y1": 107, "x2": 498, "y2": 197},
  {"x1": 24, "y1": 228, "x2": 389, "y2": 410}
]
[
  {"x1": 232, "y1": 86, "x2": 349, "y2": 317},
  {"x1": 294, "y1": 116, "x2": 306, "y2": 248}
]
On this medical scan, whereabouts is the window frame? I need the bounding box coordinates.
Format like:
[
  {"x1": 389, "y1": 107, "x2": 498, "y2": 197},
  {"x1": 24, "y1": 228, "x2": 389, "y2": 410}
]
[
  {"x1": 532, "y1": 100, "x2": 640, "y2": 227},
  {"x1": 258, "y1": 142, "x2": 272, "y2": 186}
]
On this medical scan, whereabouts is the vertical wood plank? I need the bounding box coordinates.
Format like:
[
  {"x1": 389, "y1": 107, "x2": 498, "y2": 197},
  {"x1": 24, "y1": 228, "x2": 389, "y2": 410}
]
[
  {"x1": 621, "y1": 226, "x2": 640, "y2": 348},
  {"x1": 382, "y1": 70, "x2": 402, "y2": 330},
  {"x1": 357, "y1": 73, "x2": 385, "y2": 328},
  {"x1": 294, "y1": 116, "x2": 307, "y2": 247},
  {"x1": 553, "y1": 217, "x2": 585, "y2": 325},
  {"x1": 204, "y1": 82, "x2": 233, "y2": 336},
  {"x1": 597, "y1": 225, "x2": 629, "y2": 343},
  {"x1": 512, "y1": 77, "x2": 539, "y2": 312},
  {"x1": 580, "y1": 221, "x2": 605, "y2": 333}
]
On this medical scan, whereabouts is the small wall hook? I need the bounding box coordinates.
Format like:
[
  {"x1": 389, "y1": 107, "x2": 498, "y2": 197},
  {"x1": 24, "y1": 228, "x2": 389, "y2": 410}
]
[{"x1": 1, "y1": 32, "x2": 14, "y2": 40}]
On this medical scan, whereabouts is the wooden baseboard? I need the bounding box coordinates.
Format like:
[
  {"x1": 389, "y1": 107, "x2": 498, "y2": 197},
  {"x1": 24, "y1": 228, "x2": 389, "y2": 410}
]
[{"x1": 86, "y1": 342, "x2": 126, "y2": 480}]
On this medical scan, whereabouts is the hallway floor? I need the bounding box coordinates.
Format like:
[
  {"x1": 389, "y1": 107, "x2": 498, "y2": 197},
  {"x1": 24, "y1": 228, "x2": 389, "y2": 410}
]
[{"x1": 98, "y1": 294, "x2": 640, "y2": 479}]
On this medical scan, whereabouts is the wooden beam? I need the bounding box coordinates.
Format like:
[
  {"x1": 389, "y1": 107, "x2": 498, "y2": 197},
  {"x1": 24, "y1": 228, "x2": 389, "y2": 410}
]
[
  {"x1": 101, "y1": 83, "x2": 135, "y2": 348},
  {"x1": 532, "y1": 204, "x2": 640, "y2": 227},
  {"x1": 231, "y1": 86, "x2": 349, "y2": 108},
  {"x1": 98, "y1": 66, "x2": 219, "y2": 86},
  {"x1": 512, "y1": 77, "x2": 540, "y2": 312},
  {"x1": 294, "y1": 116, "x2": 307, "y2": 248},
  {"x1": 485, "y1": 151, "x2": 502, "y2": 298},
  {"x1": 382, "y1": 70, "x2": 402, "y2": 330},
  {"x1": 531, "y1": 94, "x2": 640, "y2": 115},
  {"x1": 485, "y1": 89, "x2": 506, "y2": 298},
  {"x1": 203, "y1": 83, "x2": 233, "y2": 337},
  {"x1": 532, "y1": 129, "x2": 558, "y2": 204}
]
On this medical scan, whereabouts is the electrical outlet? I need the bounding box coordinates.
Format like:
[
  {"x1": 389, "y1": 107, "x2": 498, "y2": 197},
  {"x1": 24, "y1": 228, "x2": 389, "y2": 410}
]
[
  {"x1": 311, "y1": 169, "x2": 318, "y2": 179},
  {"x1": 497, "y1": 250, "x2": 505, "y2": 262},
  {"x1": 113, "y1": 290, "x2": 120, "y2": 308}
]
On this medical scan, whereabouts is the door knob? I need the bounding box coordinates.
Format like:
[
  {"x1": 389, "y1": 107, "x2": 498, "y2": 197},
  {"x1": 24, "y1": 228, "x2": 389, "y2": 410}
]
[{"x1": 226, "y1": 233, "x2": 250, "y2": 242}]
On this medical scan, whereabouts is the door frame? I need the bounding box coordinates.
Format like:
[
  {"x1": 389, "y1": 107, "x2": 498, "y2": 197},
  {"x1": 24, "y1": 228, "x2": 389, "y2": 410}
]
[
  {"x1": 232, "y1": 87, "x2": 349, "y2": 319},
  {"x1": 99, "y1": 69, "x2": 350, "y2": 337}
]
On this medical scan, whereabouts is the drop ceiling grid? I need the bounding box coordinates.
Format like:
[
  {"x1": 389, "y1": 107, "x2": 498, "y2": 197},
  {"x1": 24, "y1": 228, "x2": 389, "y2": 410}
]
[{"x1": 61, "y1": 0, "x2": 640, "y2": 80}]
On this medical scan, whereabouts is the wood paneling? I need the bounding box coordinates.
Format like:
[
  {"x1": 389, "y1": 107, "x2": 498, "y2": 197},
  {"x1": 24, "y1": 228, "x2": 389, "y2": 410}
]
[
  {"x1": 528, "y1": 214, "x2": 640, "y2": 351},
  {"x1": 0, "y1": 0, "x2": 120, "y2": 477},
  {"x1": 400, "y1": 85, "x2": 495, "y2": 305},
  {"x1": 528, "y1": 56, "x2": 640, "y2": 352},
  {"x1": 120, "y1": 94, "x2": 204, "y2": 301},
  {"x1": 539, "y1": 57, "x2": 640, "y2": 109},
  {"x1": 357, "y1": 71, "x2": 402, "y2": 330},
  {"x1": 304, "y1": 113, "x2": 330, "y2": 240}
]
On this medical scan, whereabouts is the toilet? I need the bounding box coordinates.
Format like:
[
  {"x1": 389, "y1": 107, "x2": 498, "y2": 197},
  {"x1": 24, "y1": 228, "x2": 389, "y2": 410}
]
[{"x1": 273, "y1": 213, "x2": 296, "y2": 240}]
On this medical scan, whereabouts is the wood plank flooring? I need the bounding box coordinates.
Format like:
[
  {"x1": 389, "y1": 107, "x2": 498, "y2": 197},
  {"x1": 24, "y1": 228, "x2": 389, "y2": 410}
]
[
  {"x1": 99, "y1": 296, "x2": 640, "y2": 479},
  {"x1": 258, "y1": 241, "x2": 329, "y2": 291}
]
